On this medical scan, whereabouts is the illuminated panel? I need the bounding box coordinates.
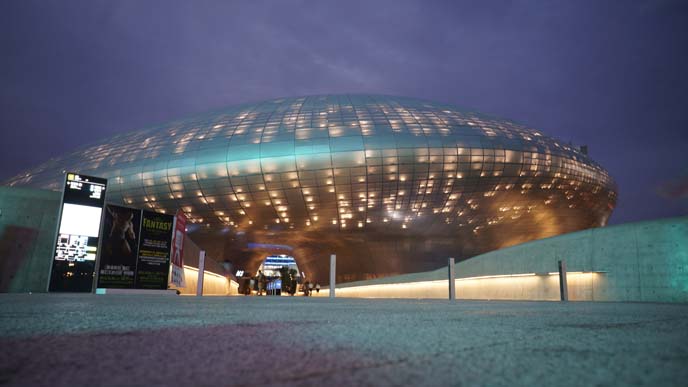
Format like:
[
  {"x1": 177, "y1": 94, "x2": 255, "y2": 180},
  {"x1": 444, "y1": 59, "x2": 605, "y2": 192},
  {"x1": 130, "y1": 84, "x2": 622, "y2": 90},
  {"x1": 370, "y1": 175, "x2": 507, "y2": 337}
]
[
  {"x1": 59, "y1": 203, "x2": 103, "y2": 237},
  {"x1": 314, "y1": 272, "x2": 605, "y2": 301},
  {"x1": 49, "y1": 173, "x2": 108, "y2": 292}
]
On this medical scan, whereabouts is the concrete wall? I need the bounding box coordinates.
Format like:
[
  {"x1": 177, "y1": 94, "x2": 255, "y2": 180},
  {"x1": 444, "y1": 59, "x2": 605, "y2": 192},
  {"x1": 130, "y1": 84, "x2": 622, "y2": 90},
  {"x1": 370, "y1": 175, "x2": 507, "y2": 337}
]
[
  {"x1": 317, "y1": 217, "x2": 688, "y2": 302},
  {"x1": 316, "y1": 272, "x2": 603, "y2": 301},
  {"x1": 169, "y1": 266, "x2": 238, "y2": 296},
  {"x1": 168, "y1": 236, "x2": 237, "y2": 296},
  {"x1": 0, "y1": 187, "x2": 61, "y2": 292}
]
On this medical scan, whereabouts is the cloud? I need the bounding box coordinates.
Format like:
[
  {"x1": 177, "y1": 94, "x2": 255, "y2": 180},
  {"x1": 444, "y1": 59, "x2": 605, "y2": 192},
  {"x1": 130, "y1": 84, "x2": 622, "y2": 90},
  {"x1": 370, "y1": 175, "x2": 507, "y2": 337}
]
[{"x1": 657, "y1": 175, "x2": 688, "y2": 200}]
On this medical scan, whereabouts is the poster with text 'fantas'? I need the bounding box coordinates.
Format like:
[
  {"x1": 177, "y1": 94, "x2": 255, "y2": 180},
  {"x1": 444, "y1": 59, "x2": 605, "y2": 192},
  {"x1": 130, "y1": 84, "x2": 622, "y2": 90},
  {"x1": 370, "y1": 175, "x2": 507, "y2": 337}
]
[{"x1": 134, "y1": 210, "x2": 174, "y2": 290}]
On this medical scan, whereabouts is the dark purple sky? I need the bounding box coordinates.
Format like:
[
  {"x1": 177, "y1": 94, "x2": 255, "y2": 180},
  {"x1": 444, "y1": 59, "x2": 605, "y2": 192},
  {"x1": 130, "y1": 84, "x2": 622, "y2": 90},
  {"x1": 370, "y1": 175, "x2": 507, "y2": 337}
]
[{"x1": 1, "y1": 0, "x2": 686, "y2": 224}]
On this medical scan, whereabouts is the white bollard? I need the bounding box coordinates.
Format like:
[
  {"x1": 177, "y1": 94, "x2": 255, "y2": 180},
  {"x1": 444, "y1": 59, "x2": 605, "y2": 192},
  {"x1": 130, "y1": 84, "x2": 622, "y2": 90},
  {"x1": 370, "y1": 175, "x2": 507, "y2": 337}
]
[
  {"x1": 558, "y1": 259, "x2": 568, "y2": 301},
  {"x1": 448, "y1": 257, "x2": 456, "y2": 301},
  {"x1": 329, "y1": 254, "x2": 336, "y2": 298},
  {"x1": 196, "y1": 250, "x2": 205, "y2": 297}
]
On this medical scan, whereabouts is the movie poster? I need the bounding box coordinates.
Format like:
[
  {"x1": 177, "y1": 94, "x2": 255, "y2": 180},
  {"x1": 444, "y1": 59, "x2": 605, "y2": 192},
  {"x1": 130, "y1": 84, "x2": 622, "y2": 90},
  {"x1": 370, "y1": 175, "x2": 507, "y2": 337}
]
[
  {"x1": 134, "y1": 210, "x2": 174, "y2": 289},
  {"x1": 96, "y1": 204, "x2": 142, "y2": 289}
]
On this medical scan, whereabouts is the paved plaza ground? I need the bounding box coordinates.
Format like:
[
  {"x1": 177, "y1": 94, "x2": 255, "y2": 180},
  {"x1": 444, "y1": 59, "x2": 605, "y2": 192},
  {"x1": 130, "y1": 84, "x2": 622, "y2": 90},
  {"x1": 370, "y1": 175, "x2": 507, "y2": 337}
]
[{"x1": 1, "y1": 294, "x2": 687, "y2": 386}]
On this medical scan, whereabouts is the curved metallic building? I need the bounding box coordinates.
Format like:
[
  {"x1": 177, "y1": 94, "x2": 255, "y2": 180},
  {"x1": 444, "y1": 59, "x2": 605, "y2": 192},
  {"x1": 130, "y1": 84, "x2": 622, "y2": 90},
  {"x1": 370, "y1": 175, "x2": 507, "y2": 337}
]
[{"x1": 5, "y1": 95, "x2": 617, "y2": 282}]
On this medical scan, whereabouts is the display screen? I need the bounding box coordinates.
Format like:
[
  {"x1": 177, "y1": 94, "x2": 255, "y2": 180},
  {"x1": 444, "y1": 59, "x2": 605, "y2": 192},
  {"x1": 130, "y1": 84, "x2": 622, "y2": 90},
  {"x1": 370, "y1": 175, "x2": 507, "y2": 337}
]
[
  {"x1": 49, "y1": 173, "x2": 107, "y2": 292},
  {"x1": 59, "y1": 203, "x2": 103, "y2": 238}
]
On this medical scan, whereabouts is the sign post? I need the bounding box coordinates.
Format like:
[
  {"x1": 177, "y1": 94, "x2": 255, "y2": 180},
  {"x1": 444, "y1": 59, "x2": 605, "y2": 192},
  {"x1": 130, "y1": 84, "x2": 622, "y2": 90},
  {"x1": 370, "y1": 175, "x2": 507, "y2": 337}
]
[
  {"x1": 49, "y1": 173, "x2": 107, "y2": 292},
  {"x1": 329, "y1": 254, "x2": 336, "y2": 298},
  {"x1": 558, "y1": 260, "x2": 569, "y2": 301},
  {"x1": 448, "y1": 257, "x2": 456, "y2": 301},
  {"x1": 196, "y1": 250, "x2": 205, "y2": 296}
]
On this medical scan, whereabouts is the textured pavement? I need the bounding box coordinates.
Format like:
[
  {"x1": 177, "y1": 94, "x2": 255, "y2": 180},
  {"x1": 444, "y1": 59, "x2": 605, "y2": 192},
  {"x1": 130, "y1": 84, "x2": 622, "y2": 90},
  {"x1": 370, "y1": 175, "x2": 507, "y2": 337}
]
[{"x1": 1, "y1": 294, "x2": 687, "y2": 386}]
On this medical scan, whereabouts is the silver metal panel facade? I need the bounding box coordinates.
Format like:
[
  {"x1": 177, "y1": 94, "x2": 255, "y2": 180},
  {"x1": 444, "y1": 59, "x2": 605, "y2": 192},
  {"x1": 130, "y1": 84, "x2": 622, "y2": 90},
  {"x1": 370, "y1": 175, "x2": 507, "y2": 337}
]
[{"x1": 4, "y1": 95, "x2": 617, "y2": 282}]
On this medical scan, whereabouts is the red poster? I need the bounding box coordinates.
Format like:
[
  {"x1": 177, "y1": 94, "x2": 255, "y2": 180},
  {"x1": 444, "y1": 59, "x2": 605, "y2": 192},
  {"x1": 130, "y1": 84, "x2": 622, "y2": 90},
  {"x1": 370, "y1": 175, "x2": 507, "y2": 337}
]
[{"x1": 169, "y1": 210, "x2": 187, "y2": 287}]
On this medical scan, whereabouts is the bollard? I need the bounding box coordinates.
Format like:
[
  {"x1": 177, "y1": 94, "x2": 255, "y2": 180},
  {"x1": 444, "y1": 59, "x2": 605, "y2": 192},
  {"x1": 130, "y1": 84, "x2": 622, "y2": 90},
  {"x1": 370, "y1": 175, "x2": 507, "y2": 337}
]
[
  {"x1": 329, "y1": 254, "x2": 336, "y2": 298},
  {"x1": 448, "y1": 257, "x2": 456, "y2": 300},
  {"x1": 558, "y1": 259, "x2": 568, "y2": 301},
  {"x1": 196, "y1": 250, "x2": 205, "y2": 296}
]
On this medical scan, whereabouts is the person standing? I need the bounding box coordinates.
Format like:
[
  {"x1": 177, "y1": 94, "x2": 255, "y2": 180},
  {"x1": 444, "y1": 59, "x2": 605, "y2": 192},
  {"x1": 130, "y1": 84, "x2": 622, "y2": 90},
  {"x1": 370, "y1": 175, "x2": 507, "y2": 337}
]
[
  {"x1": 248, "y1": 278, "x2": 255, "y2": 295},
  {"x1": 288, "y1": 272, "x2": 296, "y2": 296},
  {"x1": 257, "y1": 270, "x2": 266, "y2": 296}
]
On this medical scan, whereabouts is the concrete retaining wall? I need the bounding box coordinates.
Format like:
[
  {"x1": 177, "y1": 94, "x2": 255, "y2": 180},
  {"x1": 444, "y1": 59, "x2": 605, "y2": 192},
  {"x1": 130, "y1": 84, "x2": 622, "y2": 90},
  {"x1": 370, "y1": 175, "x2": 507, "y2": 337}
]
[
  {"x1": 317, "y1": 217, "x2": 688, "y2": 302},
  {"x1": 168, "y1": 236, "x2": 237, "y2": 296},
  {"x1": 317, "y1": 272, "x2": 604, "y2": 301},
  {"x1": 0, "y1": 187, "x2": 61, "y2": 292},
  {"x1": 169, "y1": 266, "x2": 238, "y2": 296}
]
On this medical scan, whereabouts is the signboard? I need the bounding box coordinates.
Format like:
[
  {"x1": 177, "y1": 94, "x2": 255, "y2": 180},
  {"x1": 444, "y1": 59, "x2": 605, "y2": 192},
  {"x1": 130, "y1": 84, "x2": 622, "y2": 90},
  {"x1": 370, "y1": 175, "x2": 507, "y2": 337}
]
[
  {"x1": 96, "y1": 205, "x2": 142, "y2": 289},
  {"x1": 134, "y1": 210, "x2": 174, "y2": 289},
  {"x1": 49, "y1": 173, "x2": 107, "y2": 292},
  {"x1": 169, "y1": 210, "x2": 187, "y2": 288},
  {"x1": 95, "y1": 205, "x2": 174, "y2": 290}
]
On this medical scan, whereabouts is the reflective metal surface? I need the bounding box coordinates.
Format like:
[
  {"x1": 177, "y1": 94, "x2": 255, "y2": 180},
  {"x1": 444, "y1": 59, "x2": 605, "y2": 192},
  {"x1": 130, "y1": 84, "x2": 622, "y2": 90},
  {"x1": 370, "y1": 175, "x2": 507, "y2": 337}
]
[{"x1": 5, "y1": 95, "x2": 617, "y2": 282}]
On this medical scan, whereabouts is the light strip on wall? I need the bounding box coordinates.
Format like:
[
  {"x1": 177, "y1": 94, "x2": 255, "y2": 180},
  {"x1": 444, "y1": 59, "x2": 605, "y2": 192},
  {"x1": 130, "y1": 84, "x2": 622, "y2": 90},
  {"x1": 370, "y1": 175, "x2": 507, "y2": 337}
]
[{"x1": 332, "y1": 271, "x2": 606, "y2": 290}]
